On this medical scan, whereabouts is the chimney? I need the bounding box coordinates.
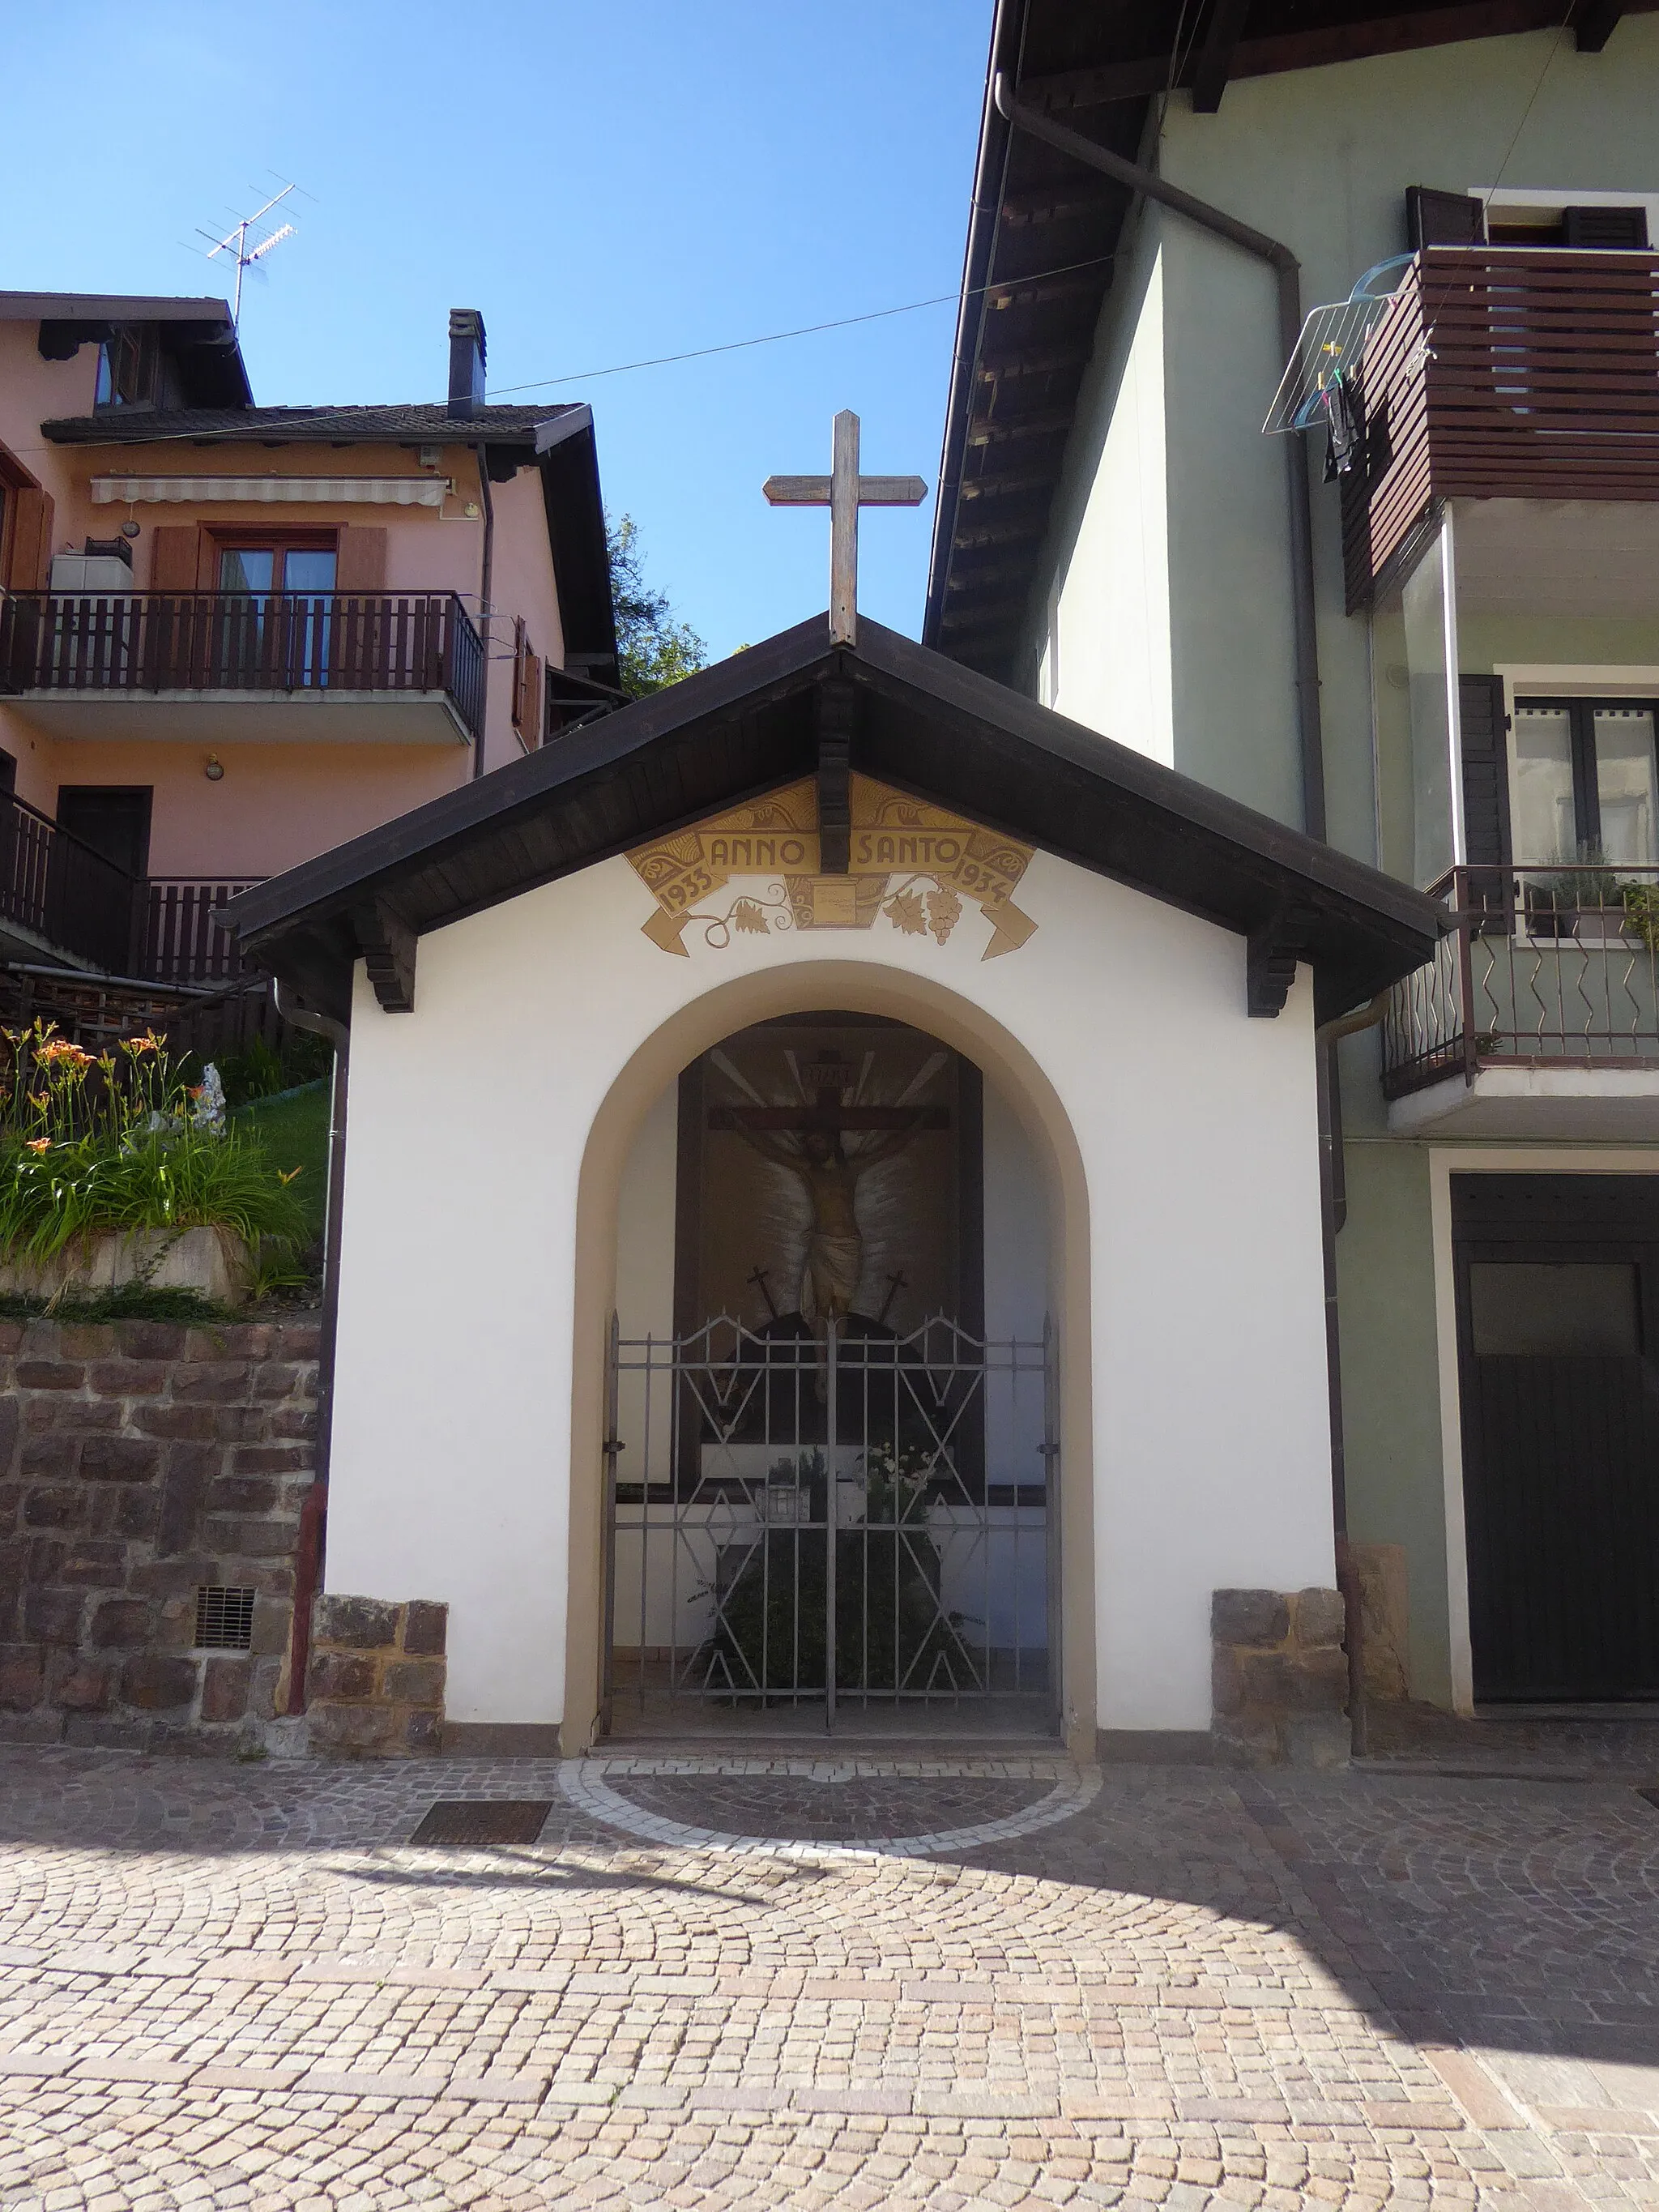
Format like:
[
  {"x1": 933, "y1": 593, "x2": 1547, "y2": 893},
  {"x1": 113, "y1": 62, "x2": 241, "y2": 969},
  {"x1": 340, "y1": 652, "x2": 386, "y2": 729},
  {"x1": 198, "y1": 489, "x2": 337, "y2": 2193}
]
[{"x1": 447, "y1": 309, "x2": 487, "y2": 419}]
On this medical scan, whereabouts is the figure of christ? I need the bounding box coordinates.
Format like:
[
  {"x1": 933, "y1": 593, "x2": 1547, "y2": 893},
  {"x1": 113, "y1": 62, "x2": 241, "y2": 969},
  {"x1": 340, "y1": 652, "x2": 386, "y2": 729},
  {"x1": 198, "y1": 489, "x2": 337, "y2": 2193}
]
[{"x1": 727, "y1": 1117, "x2": 935, "y2": 1326}]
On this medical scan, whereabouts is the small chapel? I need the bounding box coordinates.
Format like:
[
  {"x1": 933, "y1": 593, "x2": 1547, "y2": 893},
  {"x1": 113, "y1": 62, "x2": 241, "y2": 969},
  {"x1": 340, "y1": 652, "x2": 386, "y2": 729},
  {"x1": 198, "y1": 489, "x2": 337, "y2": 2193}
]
[{"x1": 228, "y1": 418, "x2": 1441, "y2": 1765}]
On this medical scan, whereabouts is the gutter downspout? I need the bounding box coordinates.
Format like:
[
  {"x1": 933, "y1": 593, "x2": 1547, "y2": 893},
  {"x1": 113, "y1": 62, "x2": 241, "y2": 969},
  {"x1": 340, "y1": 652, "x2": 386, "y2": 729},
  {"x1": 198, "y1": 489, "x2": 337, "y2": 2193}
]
[
  {"x1": 271, "y1": 984, "x2": 349, "y2": 1720},
  {"x1": 992, "y1": 74, "x2": 1325, "y2": 841},
  {"x1": 471, "y1": 446, "x2": 495, "y2": 779},
  {"x1": 1313, "y1": 989, "x2": 1391, "y2": 1757}
]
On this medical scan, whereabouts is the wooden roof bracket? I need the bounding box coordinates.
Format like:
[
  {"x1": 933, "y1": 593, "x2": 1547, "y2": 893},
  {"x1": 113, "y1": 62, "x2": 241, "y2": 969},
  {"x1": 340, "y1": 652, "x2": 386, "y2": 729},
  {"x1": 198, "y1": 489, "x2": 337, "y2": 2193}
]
[
  {"x1": 1247, "y1": 900, "x2": 1321, "y2": 1017},
  {"x1": 351, "y1": 898, "x2": 416, "y2": 1013},
  {"x1": 992, "y1": 72, "x2": 1327, "y2": 844}
]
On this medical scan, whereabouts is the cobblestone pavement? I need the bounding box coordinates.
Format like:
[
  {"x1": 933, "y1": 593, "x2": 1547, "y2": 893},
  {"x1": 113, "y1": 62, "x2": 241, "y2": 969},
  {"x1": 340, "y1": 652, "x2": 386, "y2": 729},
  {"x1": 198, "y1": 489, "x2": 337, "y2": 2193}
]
[{"x1": 1, "y1": 1742, "x2": 1658, "y2": 2210}]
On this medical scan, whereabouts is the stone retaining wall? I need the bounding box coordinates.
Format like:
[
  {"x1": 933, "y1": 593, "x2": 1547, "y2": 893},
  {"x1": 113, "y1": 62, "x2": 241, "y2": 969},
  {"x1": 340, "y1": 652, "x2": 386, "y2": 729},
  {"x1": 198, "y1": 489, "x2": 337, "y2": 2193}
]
[
  {"x1": 306, "y1": 1595, "x2": 447, "y2": 1756},
  {"x1": 1210, "y1": 1586, "x2": 1350, "y2": 1769},
  {"x1": 0, "y1": 1317, "x2": 318, "y2": 1749}
]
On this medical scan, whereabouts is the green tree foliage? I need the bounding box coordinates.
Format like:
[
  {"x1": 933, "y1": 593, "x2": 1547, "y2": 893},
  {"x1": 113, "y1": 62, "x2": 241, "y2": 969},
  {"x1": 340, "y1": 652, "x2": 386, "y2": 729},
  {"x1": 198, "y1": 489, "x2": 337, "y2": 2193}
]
[{"x1": 608, "y1": 514, "x2": 707, "y2": 698}]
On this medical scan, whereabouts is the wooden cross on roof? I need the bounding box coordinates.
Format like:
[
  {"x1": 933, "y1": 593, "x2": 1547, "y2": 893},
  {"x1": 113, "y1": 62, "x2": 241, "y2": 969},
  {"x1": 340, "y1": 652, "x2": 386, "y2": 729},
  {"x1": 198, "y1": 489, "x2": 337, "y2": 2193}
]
[{"x1": 764, "y1": 411, "x2": 927, "y2": 647}]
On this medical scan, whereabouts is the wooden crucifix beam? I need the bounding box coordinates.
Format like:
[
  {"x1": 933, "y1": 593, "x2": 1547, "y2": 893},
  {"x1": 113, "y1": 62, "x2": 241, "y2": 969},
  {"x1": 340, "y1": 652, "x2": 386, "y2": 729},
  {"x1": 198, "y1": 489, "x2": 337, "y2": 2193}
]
[
  {"x1": 763, "y1": 410, "x2": 926, "y2": 646},
  {"x1": 709, "y1": 1105, "x2": 949, "y2": 1133}
]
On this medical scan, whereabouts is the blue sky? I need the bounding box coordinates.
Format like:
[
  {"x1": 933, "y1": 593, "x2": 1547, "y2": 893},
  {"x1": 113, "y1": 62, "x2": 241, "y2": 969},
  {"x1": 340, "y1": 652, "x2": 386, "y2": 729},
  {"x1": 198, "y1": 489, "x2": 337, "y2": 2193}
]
[{"x1": 2, "y1": 2, "x2": 990, "y2": 659}]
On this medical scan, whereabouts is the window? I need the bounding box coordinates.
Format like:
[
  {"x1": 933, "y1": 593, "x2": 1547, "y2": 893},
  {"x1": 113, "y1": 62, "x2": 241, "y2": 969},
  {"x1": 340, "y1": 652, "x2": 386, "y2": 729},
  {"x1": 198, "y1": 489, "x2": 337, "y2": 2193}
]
[
  {"x1": 1408, "y1": 188, "x2": 1653, "y2": 251},
  {"x1": 94, "y1": 326, "x2": 159, "y2": 410},
  {"x1": 1469, "y1": 1261, "x2": 1640, "y2": 1356},
  {"x1": 217, "y1": 543, "x2": 337, "y2": 595},
  {"x1": 215, "y1": 540, "x2": 338, "y2": 688},
  {"x1": 1511, "y1": 698, "x2": 1659, "y2": 865}
]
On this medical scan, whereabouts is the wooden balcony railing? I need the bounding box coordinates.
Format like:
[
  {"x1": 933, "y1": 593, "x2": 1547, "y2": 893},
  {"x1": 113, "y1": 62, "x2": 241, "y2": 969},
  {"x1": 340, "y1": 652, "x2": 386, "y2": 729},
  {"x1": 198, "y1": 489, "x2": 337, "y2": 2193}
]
[
  {"x1": 1383, "y1": 865, "x2": 1659, "y2": 1097},
  {"x1": 0, "y1": 792, "x2": 139, "y2": 973},
  {"x1": 0, "y1": 796, "x2": 267, "y2": 985},
  {"x1": 145, "y1": 878, "x2": 265, "y2": 987},
  {"x1": 0, "y1": 590, "x2": 486, "y2": 741},
  {"x1": 1341, "y1": 247, "x2": 1659, "y2": 609}
]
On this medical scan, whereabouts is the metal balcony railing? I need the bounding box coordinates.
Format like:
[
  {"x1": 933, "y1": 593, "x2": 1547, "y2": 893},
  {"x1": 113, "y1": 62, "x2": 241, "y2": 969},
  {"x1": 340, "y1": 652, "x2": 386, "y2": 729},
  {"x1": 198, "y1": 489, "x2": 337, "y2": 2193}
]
[
  {"x1": 0, "y1": 590, "x2": 485, "y2": 741},
  {"x1": 1382, "y1": 865, "x2": 1659, "y2": 1096}
]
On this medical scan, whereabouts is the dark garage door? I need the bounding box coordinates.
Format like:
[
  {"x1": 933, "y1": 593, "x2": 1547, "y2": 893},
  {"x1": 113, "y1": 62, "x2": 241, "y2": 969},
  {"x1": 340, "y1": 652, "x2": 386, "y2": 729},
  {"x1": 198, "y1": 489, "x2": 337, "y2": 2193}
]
[{"x1": 1453, "y1": 1175, "x2": 1659, "y2": 1702}]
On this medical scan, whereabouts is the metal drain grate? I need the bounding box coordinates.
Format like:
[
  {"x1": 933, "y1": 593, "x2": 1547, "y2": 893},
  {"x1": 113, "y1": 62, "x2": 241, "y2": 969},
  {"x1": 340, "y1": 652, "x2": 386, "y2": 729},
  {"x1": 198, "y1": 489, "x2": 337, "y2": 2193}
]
[
  {"x1": 194, "y1": 1585, "x2": 256, "y2": 1650},
  {"x1": 408, "y1": 1800, "x2": 553, "y2": 1847}
]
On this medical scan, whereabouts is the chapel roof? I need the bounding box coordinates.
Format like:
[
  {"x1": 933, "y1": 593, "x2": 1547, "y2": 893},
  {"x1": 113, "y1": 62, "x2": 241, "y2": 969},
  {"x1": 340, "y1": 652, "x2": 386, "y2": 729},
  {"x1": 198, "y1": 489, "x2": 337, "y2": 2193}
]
[{"x1": 224, "y1": 613, "x2": 1445, "y2": 1027}]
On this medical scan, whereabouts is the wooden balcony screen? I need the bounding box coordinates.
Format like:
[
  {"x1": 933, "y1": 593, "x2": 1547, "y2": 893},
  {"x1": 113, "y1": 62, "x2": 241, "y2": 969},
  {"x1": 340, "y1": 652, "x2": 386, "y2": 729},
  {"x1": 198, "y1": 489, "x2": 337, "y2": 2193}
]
[{"x1": 1341, "y1": 247, "x2": 1659, "y2": 609}]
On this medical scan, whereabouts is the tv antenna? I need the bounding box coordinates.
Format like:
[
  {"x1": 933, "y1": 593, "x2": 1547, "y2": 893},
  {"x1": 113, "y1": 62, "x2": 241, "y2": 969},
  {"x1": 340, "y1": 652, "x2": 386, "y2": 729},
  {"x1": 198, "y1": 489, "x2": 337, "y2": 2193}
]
[{"x1": 195, "y1": 180, "x2": 303, "y2": 324}]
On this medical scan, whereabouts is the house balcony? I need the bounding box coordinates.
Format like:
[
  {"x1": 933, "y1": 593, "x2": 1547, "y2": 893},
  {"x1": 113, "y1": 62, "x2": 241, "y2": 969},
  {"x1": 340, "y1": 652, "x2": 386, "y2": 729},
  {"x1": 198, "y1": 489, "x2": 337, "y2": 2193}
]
[
  {"x1": 1382, "y1": 865, "x2": 1659, "y2": 1137},
  {"x1": 0, "y1": 792, "x2": 261, "y2": 987},
  {"x1": 0, "y1": 590, "x2": 484, "y2": 745},
  {"x1": 1342, "y1": 246, "x2": 1659, "y2": 610}
]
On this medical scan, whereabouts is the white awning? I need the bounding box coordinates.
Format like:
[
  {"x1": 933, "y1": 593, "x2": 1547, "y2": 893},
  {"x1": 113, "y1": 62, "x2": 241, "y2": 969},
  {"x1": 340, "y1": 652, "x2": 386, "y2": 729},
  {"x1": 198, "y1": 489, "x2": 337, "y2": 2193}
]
[{"x1": 91, "y1": 475, "x2": 449, "y2": 508}]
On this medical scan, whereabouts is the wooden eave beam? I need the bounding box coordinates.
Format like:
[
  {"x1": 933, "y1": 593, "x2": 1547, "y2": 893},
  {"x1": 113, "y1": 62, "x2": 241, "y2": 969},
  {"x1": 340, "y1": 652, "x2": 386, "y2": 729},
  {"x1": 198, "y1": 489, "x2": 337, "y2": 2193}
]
[
  {"x1": 1018, "y1": 2, "x2": 1648, "y2": 110},
  {"x1": 946, "y1": 566, "x2": 1039, "y2": 601},
  {"x1": 951, "y1": 517, "x2": 1047, "y2": 550},
  {"x1": 978, "y1": 344, "x2": 1091, "y2": 380},
  {"x1": 1574, "y1": 0, "x2": 1623, "y2": 45},
  {"x1": 965, "y1": 411, "x2": 1076, "y2": 447},
  {"x1": 1000, "y1": 185, "x2": 1118, "y2": 225},
  {"x1": 1192, "y1": 0, "x2": 1254, "y2": 112},
  {"x1": 959, "y1": 468, "x2": 1058, "y2": 500}
]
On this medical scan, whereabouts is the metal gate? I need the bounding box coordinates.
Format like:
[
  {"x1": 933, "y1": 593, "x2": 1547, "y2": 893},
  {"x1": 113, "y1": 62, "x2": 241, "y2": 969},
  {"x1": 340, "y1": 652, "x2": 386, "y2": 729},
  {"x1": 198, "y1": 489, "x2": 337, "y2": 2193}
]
[{"x1": 603, "y1": 1313, "x2": 1057, "y2": 1732}]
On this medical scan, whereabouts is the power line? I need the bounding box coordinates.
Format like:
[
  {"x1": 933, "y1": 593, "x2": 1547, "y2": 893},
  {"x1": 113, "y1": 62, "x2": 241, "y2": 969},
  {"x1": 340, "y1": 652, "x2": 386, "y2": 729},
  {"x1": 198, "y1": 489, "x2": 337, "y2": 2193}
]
[
  {"x1": 2, "y1": 251, "x2": 1123, "y2": 463},
  {"x1": 484, "y1": 252, "x2": 1119, "y2": 398}
]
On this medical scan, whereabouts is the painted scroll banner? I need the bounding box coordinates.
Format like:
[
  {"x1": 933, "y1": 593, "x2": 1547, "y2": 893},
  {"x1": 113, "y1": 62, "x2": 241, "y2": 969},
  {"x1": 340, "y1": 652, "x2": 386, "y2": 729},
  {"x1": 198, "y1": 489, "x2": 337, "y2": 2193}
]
[{"x1": 627, "y1": 775, "x2": 1037, "y2": 959}]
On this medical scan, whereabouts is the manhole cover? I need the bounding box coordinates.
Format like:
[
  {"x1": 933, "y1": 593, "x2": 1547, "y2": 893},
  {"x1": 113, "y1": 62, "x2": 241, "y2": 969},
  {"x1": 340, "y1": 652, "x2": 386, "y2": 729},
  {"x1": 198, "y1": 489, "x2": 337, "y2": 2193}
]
[{"x1": 408, "y1": 1800, "x2": 552, "y2": 1846}]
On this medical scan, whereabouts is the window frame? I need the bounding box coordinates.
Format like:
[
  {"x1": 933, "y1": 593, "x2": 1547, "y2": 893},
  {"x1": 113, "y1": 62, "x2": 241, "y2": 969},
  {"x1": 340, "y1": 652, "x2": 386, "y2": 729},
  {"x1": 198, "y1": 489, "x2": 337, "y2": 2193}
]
[
  {"x1": 1508, "y1": 691, "x2": 1659, "y2": 862},
  {"x1": 210, "y1": 528, "x2": 339, "y2": 596}
]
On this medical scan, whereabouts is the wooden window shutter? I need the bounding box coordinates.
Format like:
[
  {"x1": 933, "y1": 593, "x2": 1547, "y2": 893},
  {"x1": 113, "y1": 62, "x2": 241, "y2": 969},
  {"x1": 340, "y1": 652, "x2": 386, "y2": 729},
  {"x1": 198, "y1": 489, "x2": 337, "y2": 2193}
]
[
  {"x1": 335, "y1": 524, "x2": 387, "y2": 592},
  {"x1": 1562, "y1": 204, "x2": 1650, "y2": 249},
  {"x1": 523, "y1": 651, "x2": 542, "y2": 746},
  {"x1": 6, "y1": 485, "x2": 53, "y2": 590},
  {"x1": 1406, "y1": 186, "x2": 1486, "y2": 248},
  {"x1": 149, "y1": 525, "x2": 199, "y2": 592},
  {"x1": 1460, "y1": 673, "x2": 1515, "y2": 933}
]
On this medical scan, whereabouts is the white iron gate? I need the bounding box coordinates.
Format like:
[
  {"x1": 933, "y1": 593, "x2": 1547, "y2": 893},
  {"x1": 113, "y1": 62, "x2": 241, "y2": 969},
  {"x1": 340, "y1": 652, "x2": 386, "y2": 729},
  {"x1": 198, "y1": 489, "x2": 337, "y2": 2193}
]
[{"x1": 603, "y1": 1313, "x2": 1057, "y2": 1732}]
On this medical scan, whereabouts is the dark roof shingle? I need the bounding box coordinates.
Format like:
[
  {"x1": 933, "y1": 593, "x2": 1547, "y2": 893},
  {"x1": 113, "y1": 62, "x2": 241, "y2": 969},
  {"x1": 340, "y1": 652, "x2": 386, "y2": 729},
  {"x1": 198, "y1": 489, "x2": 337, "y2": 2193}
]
[{"x1": 41, "y1": 402, "x2": 582, "y2": 447}]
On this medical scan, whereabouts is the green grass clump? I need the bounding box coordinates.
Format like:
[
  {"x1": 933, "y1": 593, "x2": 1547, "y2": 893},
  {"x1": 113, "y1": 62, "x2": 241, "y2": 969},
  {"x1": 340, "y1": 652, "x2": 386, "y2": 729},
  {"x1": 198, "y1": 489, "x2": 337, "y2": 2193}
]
[
  {"x1": 230, "y1": 1080, "x2": 330, "y2": 1241},
  {"x1": 0, "y1": 1283, "x2": 245, "y2": 1323}
]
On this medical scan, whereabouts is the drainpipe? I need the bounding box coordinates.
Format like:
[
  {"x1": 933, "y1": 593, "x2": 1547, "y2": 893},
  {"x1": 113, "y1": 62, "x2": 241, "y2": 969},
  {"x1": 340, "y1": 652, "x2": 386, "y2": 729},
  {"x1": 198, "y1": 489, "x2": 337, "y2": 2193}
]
[
  {"x1": 1313, "y1": 990, "x2": 1391, "y2": 1757},
  {"x1": 471, "y1": 446, "x2": 495, "y2": 779},
  {"x1": 271, "y1": 983, "x2": 349, "y2": 1718},
  {"x1": 992, "y1": 75, "x2": 1325, "y2": 840}
]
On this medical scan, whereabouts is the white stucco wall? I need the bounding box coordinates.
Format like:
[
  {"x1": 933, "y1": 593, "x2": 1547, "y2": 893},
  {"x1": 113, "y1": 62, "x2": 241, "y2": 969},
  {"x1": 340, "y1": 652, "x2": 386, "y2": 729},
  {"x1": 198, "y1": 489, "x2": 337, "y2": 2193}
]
[
  {"x1": 323, "y1": 846, "x2": 1336, "y2": 1737},
  {"x1": 1047, "y1": 239, "x2": 1175, "y2": 768}
]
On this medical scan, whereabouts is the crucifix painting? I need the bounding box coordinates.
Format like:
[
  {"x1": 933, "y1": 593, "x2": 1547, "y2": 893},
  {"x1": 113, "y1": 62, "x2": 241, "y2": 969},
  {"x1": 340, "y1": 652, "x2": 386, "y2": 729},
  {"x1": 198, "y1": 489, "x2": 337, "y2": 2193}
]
[{"x1": 676, "y1": 1016, "x2": 983, "y2": 1344}]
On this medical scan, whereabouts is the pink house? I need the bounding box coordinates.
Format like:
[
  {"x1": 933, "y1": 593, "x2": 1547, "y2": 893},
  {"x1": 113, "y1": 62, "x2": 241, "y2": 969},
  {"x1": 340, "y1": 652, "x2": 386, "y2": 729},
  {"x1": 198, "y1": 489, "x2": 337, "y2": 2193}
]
[{"x1": 0, "y1": 293, "x2": 616, "y2": 993}]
